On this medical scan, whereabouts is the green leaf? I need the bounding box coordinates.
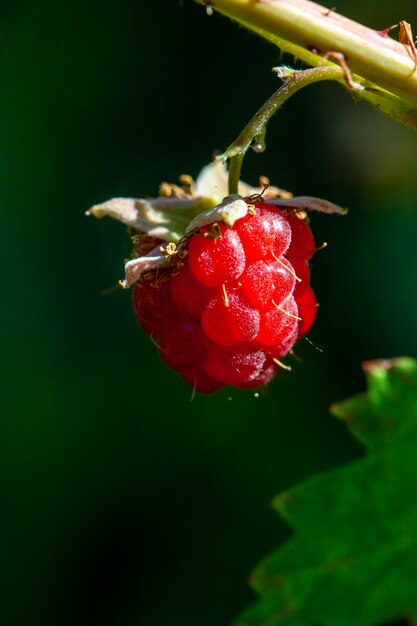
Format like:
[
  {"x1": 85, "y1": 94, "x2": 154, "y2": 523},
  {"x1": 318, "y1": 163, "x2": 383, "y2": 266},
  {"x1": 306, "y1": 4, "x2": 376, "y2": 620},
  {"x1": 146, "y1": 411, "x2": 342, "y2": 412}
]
[{"x1": 233, "y1": 357, "x2": 417, "y2": 626}]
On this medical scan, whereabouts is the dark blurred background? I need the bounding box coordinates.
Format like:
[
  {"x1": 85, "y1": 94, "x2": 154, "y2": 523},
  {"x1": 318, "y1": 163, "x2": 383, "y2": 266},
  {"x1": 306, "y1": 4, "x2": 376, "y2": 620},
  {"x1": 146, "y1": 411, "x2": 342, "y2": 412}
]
[{"x1": 1, "y1": 1, "x2": 417, "y2": 625}]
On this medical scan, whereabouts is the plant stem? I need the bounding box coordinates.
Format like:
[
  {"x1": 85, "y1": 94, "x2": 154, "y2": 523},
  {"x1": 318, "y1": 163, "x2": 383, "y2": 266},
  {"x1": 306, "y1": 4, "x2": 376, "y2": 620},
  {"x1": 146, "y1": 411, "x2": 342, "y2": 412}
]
[
  {"x1": 223, "y1": 64, "x2": 417, "y2": 194},
  {"x1": 194, "y1": 0, "x2": 417, "y2": 106},
  {"x1": 225, "y1": 66, "x2": 344, "y2": 192},
  {"x1": 228, "y1": 152, "x2": 244, "y2": 196},
  {"x1": 225, "y1": 66, "x2": 346, "y2": 159}
]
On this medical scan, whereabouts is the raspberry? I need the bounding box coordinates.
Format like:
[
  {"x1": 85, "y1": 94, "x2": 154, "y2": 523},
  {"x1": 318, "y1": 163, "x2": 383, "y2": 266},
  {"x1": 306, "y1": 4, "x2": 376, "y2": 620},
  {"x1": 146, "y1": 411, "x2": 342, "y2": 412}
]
[
  {"x1": 170, "y1": 262, "x2": 216, "y2": 316},
  {"x1": 202, "y1": 292, "x2": 260, "y2": 347},
  {"x1": 256, "y1": 295, "x2": 299, "y2": 351},
  {"x1": 132, "y1": 203, "x2": 317, "y2": 393},
  {"x1": 180, "y1": 369, "x2": 223, "y2": 394},
  {"x1": 285, "y1": 210, "x2": 316, "y2": 259},
  {"x1": 239, "y1": 259, "x2": 296, "y2": 309},
  {"x1": 132, "y1": 278, "x2": 176, "y2": 335},
  {"x1": 188, "y1": 223, "x2": 245, "y2": 287},
  {"x1": 157, "y1": 317, "x2": 208, "y2": 372},
  {"x1": 205, "y1": 345, "x2": 268, "y2": 386},
  {"x1": 233, "y1": 205, "x2": 291, "y2": 263},
  {"x1": 296, "y1": 287, "x2": 317, "y2": 337}
]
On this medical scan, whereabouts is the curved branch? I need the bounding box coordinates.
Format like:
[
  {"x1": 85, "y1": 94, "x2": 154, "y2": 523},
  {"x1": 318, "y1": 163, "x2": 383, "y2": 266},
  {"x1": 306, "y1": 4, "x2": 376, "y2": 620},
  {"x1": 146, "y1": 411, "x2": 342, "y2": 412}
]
[{"x1": 194, "y1": 0, "x2": 417, "y2": 108}]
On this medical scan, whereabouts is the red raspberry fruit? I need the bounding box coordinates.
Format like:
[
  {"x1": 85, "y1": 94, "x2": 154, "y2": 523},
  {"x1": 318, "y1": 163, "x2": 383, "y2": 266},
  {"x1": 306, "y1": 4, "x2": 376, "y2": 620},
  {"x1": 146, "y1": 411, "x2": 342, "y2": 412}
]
[{"x1": 132, "y1": 203, "x2": 317, "y2": 393}]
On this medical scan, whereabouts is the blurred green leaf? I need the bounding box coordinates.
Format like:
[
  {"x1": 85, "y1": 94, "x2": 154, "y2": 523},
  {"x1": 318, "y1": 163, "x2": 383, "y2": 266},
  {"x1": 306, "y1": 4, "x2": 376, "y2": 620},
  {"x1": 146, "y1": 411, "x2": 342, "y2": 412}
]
[{"x1": 234, "y1": 357, "x2": 417, "y2": 626}]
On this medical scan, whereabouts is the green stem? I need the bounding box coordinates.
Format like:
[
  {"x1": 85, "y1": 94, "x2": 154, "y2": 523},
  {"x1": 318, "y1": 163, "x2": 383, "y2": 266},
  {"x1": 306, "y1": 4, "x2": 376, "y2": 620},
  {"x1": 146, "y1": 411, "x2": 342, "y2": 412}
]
[
  {"x1": 224, "y1": 64, "x2": 416, "y2": 193},
  {"x1": 194, "y1": 0, "x2": 417, "y2": 129},
  {"x1": 225, "y1": 66, "x2": 345, "y2": 161},
  {"x1": 228, "y1": 151, "x2": 244, "y2": 195}
]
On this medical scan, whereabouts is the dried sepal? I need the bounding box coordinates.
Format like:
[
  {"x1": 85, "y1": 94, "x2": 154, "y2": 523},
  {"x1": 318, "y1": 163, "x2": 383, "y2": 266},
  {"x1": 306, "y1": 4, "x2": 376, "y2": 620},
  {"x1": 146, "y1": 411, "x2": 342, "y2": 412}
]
[
  {"x1": 266, "y1": 196, "x2": 347, "y2": 215},
  {"x1": 87, "y1": 196, "x2": 216, "y2": 243},
  {"x1": 186, "y1": 195, "x2": 249, "y2": 232},
  {"x1": 121, "y1": 245, "x2": 170, "y2": 288},
  {"x1": 88, "y1": 162, "x2": 345, "y2": 288}
]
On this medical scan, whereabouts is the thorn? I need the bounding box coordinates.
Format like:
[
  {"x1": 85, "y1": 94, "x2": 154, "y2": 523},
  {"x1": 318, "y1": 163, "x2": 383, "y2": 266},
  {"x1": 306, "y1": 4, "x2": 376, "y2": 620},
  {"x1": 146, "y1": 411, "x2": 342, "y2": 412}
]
[
  {"x1": 272, "y1": 357, "x2": 292, "y2": 371},
  {"x1": 399, "y1": 21, "x2": 417, "y2": 68},
  {"x1": 376, "y1": 23, "x2": 397, "y2": 38},
  {"x1": 322, "y1": 51, "x2": 365, "y2": 90},
  {"x1": 272, "y1": 299, "x2": 302, "y2": 320}
]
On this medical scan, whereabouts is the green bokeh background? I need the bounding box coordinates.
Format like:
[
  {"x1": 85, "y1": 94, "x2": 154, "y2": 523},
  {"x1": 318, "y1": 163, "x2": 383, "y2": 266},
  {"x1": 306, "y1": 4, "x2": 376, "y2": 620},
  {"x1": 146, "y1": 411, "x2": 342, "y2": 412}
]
[{"x1": 1, "y1": 1, "x2": 417, "y2": 625}]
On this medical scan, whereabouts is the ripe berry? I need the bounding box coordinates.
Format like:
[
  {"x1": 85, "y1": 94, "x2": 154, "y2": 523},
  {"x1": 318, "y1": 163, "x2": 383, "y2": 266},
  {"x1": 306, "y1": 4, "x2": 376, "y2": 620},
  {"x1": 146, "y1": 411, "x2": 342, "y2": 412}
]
[
  {"x1": 202, "y1": 292, "x2": 260, "y2": 347},
  {"x1": 170, "y1": 262, "x2": 216, "y2": 316},
  {"x1": 233, "y1": 206, "x2": 291, "y2": 262},
  {"x1": 296, "y1": 287, "x2": 317, "y2": 337},
  {"x1": 205, "y1": 345, "x2": 269, "y2": 387},
  {"x1": 188, "y1": 223, "x2": 245, "y2": 287},
  {"x1": 132, "y1": 203, "x2": 317, "y2": 393},
  {"x1": 285, "y1": 210, "x2": 316, "y2": 259},
  {"x1": 256, "y1": 295, "x2": 299, "y2": 350},
  {"x1": 239, "y1": 259, "x2": 295, "y2": 309}
]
